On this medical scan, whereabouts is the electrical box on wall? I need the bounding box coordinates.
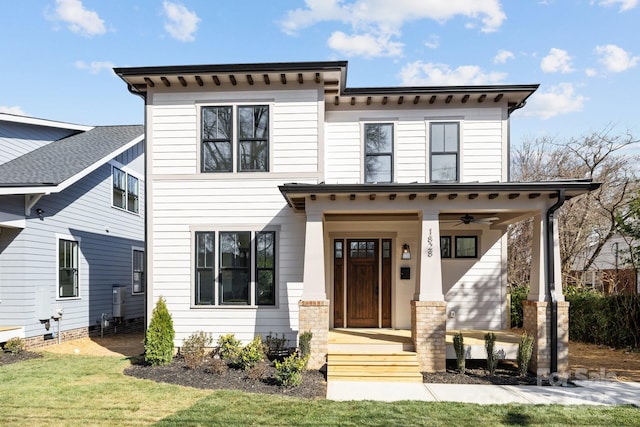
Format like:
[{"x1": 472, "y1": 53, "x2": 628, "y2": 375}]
[{"x1": 400, "y1": 266, "x2": 411, "y2": 280}]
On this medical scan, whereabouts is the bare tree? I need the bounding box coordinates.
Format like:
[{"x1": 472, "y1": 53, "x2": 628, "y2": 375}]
[{"x1": 508, "y1": 127, "x2": 640, "y2": 287}]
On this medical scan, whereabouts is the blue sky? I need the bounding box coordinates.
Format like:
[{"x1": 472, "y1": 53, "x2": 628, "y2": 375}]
[{"x1": 1, "y1": 0, "x2": 638, "y2": 145}]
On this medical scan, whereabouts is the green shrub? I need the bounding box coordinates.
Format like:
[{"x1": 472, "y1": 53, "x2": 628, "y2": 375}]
[
  {"x1": 509, "y1": 284, "x2": 529, "y2": 328},
  {"x1": 453, "y1": 332, "x2": 465, "y2": 374},
  {"x1": 275, "y1": 353, "x2": 308, "y2": 387},
  {"x1": 144, "y1": 297, "x2": 175, "y2": 366},
  {"x1": 298, "y1": 330, "x2": 312, "y2": 361},
  {"x1": 217, "y1": 334, "x2": 242, "y2": 363},
  {"x1": 181, "y1": 331, "x2": 212, "y2": 369},
  {"x1": 517, "y1": 332, "x2": 534, "y2": 377},
  {"x1": 237, "y1": 336, "x2": 265, "y2": 370},
  {"x1": 484, "y1": 332, "x2": 499, "y2": 376},
  {"x1": 3, "y1": 337, "x2": 25, "y2": 354}
]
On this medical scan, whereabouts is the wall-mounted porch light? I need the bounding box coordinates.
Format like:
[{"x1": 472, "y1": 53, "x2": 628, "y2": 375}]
[{"x1": 401, "y1": 243, "x2": 411, "y2": 260}]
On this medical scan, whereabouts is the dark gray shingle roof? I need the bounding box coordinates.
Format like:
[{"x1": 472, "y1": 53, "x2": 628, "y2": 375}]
[{"x1": 0, "y1": 125, "x2": 143, "y2": 187}]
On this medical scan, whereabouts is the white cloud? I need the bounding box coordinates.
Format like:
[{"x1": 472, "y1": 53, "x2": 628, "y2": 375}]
[
  {"x1": 520, "y1": 83, "x2": 587, "y2": 119},
  {"x1": 424, "y1": 35, "x2": 440, "y2": 49},
  {"x1": 540, "y1": 48, "x2": 574, "y2": 73},
  {"x1": 594, "y1": 44, "x2": 639, "y2": 72},
  {"x1": 328, "y1": 31, "x2": 403, "y2": 58},
  {"x1": 280, "y1": 0, "x2": 506, "y2": 58},
  {"x1": 399, "y1": 61, "x2": 507, "y2": 85},
  {"x1": 74, "y1": 60, "x2": 115, "y2": 74},
  {"x1": 585, "y1": 68, "x2": 598, "y2": 77},
  {"x1": 163, "y1": 1, "x2": 200, "y2": 42},
  {"x1": 494, "y1": 49, "x2": 514, "y2": 64},
  {"x1": 597, "y1": 0, "x2": 639, "y2": 11},
  {"x1": 52, "y1": 0, "x2": 106, "y2": 37},
  {"x1": 0, "y1": 106, "x2": 27, "y2": 116}
]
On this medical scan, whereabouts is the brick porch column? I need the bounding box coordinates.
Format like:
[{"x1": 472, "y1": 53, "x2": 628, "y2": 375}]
[
  {"x1": 411, "y1": 301, "x2": 447, "y2": 372},
  {"x1": 523, "y1": 300, "x2": 569, "y2": 377},
  {"x1": 298, "y1": 300, "x2": 329, "y2": 369}
]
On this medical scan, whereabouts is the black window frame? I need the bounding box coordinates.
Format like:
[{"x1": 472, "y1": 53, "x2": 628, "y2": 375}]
[
  {"x1": 201, "y1": 106, "x2": 233, "y2": 172},
  {"x1": 455, "y1": 236, "x2": 478, "y2": 259},
  {"x1": 238, "y1": 105, "x2": 269, "y2": 172},
  {"x1": 364, "y1": 123, "x2": 393, "y2": 183},
  {"x1": 255, "y1": 231, "x2": 276, "y2": 306},
  {"x1": 430, "y1": 122, "x2": 460, "y2": 183},
  {"x1": 195, "y1": 232, "x2": 215, "y2": 305},
  {"x1": 440, "y1": 236, "x2": 452, "y2": 258}
]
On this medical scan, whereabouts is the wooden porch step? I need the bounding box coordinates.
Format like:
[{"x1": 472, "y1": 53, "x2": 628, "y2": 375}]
[{"x1": 327, "y1": 351, "x2": 423, "y2": 383}]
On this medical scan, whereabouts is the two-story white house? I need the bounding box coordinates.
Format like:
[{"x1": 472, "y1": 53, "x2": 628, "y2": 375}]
[{"x1": 115, "y1": 61, "x2": 598, "y2": 376}]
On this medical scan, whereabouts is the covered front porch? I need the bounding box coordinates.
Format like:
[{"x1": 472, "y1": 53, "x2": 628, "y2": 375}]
[{"x1": 280, "y1": 181, "x2": 599, "y2": 375}]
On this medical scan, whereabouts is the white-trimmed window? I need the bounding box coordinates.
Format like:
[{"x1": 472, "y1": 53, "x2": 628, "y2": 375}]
[
  {"x1": 201, "y1": 105, "x2": 269, "y2": 173},
  {"x1": 58, "y1": 237, "x2": 79, "y2": 298},
  {"x1": 430, "y1": 122, "x2": 460, "y2": 182},
  {"x1": 112, "y1": 166, "x2": 139, "y2": 213},
  {"x1": 194, "y1": 230, "x2": 276, "y2": 306},
  {"x1": 132, "y1": 247, "x2": 145, "y2": 294},
  {"x1": 364, "y1": 123, "x2": 393, "y2": 183}
]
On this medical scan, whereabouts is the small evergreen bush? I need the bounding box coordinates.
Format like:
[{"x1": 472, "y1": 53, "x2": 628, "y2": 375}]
[
  {"x1": 217, "y1": 334, "x2": 242, "y2": 363},
  {"x1": 3, "y1": 337, "x2": 25, "y2": 354},
  {"x1": 298, "y1": 330, "x2": 312, "y2": 361},
  {"x1": 453, "y1": 332, "x2": 465, "y2": 374},
  {"x1": 237, "y1": 336, "x2": 265, "y2": 370},
  {"x1": 517, "y1": 332, "x2": 534, "y2": 377},
  {"x1": 275, "y1": 353, "x2": 308, "y2": 387},
  {"x1": 509, "y1": 284, "x2": 529, "y2": 328},
  {"x1": 484, "y1": 332, "x2": 499, "y2": 376},
  {"x1": 181, "y1": 331, "x2": 212, "y2": 369},
  {"x1": 144, "y1": 297, "x2": 175, "y2": 366}
]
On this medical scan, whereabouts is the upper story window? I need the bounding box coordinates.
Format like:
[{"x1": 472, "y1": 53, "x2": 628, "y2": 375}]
[
  {"x1": 430, "y1": 122, "x2": 459, "y2": 182},
  {"x1": 112, "y1": 166, "x2": 139, "y2": 213},
  {"x1": 58, "y1": 238, "x2": 79, "y2": 298},
  {"x1": 201, "y1": 105, "x2": 269, "y2": 173},
  {"x1": 364, "y1": 123, "x2": 393, "y2": 183}
]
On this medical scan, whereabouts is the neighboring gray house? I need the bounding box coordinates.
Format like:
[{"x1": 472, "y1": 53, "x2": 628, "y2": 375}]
[{"x1": 0, "y1": 113, "x2": 145, "y2": 349}]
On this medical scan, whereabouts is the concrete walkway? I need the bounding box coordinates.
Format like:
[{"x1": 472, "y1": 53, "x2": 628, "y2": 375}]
[{"x1": 327, "y1": 380, "x2": 640, "y2": 406}]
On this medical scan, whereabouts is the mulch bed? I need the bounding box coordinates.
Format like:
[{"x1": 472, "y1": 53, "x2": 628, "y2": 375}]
[
  {"x1": 124, "y1": 357, "x2": 327, "y2": 399},
  {"x1": 0, "y1": 351, "x2": 42, "y2": 366},
  {"x1": 423, "y1": 359, "x2": 541, "y2": 385}
]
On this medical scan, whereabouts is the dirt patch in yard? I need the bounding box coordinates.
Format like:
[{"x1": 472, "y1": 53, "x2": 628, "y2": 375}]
[
  {"x1": 38, "y1": 332, "x2": 145, "y2": 357},
  {"x1": 569, "y1": 341, "x2": 640, "y2": 382}
]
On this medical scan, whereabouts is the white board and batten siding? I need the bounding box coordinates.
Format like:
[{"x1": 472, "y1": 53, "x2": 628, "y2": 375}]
[{"x1": 147, "y1": 89, "x2": 322, "y2": 345}]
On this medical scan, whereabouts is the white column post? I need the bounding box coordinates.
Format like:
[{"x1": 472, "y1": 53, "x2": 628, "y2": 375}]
[
  {"x1": 301, "y1": 211, "x2": 327, "y2": 301},
  {"x1": 416, "y1": 211, "x2": 444, "y2": 301},
  {"x1": 551, "y1": 214, "x2": 565, "y2": 302},
  {"x1": 529, "y1": 213, "x2": 547, "y2": 301}
]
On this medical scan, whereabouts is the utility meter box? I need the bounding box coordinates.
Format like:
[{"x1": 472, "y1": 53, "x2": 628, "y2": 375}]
[{"x1": 112, "y1": 285, "x2": 126, "y2": 318}]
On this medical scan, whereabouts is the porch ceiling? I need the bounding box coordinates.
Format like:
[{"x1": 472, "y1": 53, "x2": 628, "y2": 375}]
[{"x1": 278, "y1": 181, "x2": 601, "y2": 221}]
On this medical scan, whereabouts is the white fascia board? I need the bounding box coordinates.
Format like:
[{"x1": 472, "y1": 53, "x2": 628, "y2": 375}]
[
  {"x1": 0, "y1": 113, "x2": 93, "y2": 132},
  {"x1": 0, "y1": 211, "x2": 26, "y2": 228}
]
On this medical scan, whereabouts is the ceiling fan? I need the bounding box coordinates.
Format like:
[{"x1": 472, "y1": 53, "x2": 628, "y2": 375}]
[{"x1": 444, "y1": 214, "x2": 499, "y2": 226}]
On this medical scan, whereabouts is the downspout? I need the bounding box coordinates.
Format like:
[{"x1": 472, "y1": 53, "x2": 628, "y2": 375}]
[{"x1": 546, "y1": 189, "x2": 565, "y2": 376}]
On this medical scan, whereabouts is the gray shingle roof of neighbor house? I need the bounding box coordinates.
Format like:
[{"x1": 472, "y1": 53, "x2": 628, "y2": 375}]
[{"x1": 0, "y1": 125, "x2": 143, "y2": 190}]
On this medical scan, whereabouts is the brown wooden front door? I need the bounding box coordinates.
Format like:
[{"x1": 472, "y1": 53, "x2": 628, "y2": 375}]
[
  {"x1": 346, "y1": 240, "x2": 379, "y2": 327},
  {"x1": 333, "y1": 238, "x2": 392, "y2": 328}
]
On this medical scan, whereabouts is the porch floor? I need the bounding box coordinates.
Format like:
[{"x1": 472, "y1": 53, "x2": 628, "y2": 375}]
[{"x1": 0, "y1": 326, "x2": 24, "y2": 343}]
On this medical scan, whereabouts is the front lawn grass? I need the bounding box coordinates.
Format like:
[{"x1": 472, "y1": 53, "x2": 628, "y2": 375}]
[{"x1": 0, "y1": 353, "x2": 637, "y2": 427}]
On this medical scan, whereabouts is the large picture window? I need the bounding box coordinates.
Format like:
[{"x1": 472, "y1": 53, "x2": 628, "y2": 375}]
[
  {"x1": 112, "y1": 166, "x2": 139, "y2": 213},
  {"x1": 220, "y1": 232, "x2": 251, "y2": 305},
  {"x1": 58, "y1": 239, "x2": 79, "y2": 298},
  {"x1": 430, "y1": 122, "x2": 459, "y2": 182},
  {"x1": 364, "y1": 123, "x2": 393, "y2": 183},
  {"x1": 201, "y1": 105, "x2": 269, "y2": 173}
]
